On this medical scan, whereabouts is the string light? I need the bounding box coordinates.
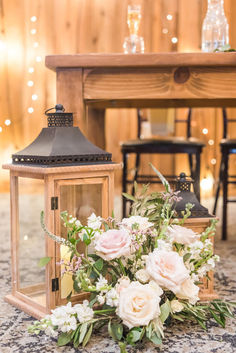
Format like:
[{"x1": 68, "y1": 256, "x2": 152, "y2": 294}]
[
  {"x1": 5, "y1": 119, "x2": 11, "y2": 126},
  {"x1": 32, "y1": 94, "x2": 38, "y2": 101},
  {"x1": 30, "y1": 29, "x2": 37, "y2": 35},
  {"x1": 27, "y1": 80, "x2": 34, "y2": 87},
  {"x1": 162, "y1": 28, "x2": 168, "y2": 34},
  {"x1": 202, "y1": 128, "x2": 208, "y2": 134},
  {"x1": 211, "y1": 158, "x2": 217, "y2": 165},
  {"x1": 28, "y1": 67, "x2": 34, "y2": 73},
  {"x1": 0, "y1": 127, "x2": 2, "y2": 132},
  {"x1": 171, "y1": 37, "x2": 178, "y2": 44},
  {"x1": 24, "y1": 235, "x2": 29, "y2": 240},
  {"x1": 201, "y1": 176, "x2": 214, "y2": 191},
  {"x1": 30, "y1": 16, "x2": 37, "y2": 22},
  {"x1": 33, "y1": 42, "x2": 39, "y2": 48},
  {"x1": 28, "y1": 107, "x2": 34, "y2": 114},
  {"x1": 208, "y1": 139, "x2": 214, "y2": 145},
  {"x1": 167, "y1": 14, "x2": 173, "y2": 21},
  {"x1": 35, "y1": 55, "x2": 42, "y2": 62}
]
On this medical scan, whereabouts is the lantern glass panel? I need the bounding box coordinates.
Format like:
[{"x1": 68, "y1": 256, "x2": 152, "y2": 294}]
[
  {"x1": 58, "y1": 182, "x2": 103, "y2": 299},
  {"x1": 18, "y1": 177, "x2": 46, "y2": 306}
]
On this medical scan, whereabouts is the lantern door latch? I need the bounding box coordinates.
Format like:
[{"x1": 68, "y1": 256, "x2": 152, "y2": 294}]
[
  {"x1": 51, "y1": 197, "x2": 58, "y2": 210},
  {"x1": 52, "y1": 278, "x2": 59, "y2": 292}
]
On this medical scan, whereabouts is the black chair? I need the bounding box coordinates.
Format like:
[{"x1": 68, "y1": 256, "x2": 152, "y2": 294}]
[
  {"x1": 213, "y1": 108, "x2": 236, "y2": 240},
  {"x1": 121, "y1": 109, "x2": 205, "y2": 217}
]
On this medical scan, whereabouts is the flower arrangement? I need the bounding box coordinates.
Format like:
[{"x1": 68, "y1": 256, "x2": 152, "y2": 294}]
[{"x1": 28, "y1": 167, "x2": 235, "y2": 352}]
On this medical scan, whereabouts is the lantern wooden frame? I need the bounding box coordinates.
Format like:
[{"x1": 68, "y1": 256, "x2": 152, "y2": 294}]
[
  {"x1": 3, "y1": 163, "x2": 120, "y2": 319},
  {"x1": 182, "y1": 217, "x2": 218, "y2": 301}
]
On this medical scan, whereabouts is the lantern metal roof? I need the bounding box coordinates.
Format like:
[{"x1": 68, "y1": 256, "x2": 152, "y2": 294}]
[
  {"x1": 12, "y1": 104, "x2": 112, "y2": 167},
  {"x1": 174, "y1": 173, "x2": 213, "y2": 218}
]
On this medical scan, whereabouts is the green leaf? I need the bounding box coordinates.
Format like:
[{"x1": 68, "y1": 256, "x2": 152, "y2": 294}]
[
  {"x1": 126, "y1": 328, "x2": 142, "y2": 344},
  {"x1": 122, "y1": 193, "x2": 137, "y2": 202},
  {"x1": 108, "y1": 321, "x2": 123, "y2": 341},
  {"x1": 57, "y1": 332, "x2": 72, "y2": 347},
  {"x1": 149, "y1": 331, "x2": 162, "y2": 345},
  {"x1": 108, "y1": 320, "x2": 117, "y2": 341},
  {"x1": 149, "y1": 163, "x2": 171, "y2": 192},
  {"x1": 38, "y1": 256, "x2": 51, "y2": 267},
  {"x1": 160, "y1": 300, "x2": 170, "y2": 323},
  {"x1": 82, "y1": 324, "x2": 93, "y2": 347},
  {"x1": 73, "y1": 326, "x2": 80, "y2": 347},
  {"x1": 79, "y1": 322, "x2": 88, "y2": 344},
  {"x1": 94, "y1": 258, "x2": 104, "y2": 271},
  {"x1": 209, "y1": 309, "x2": 225, "y2": 328},
  {"x1": 183, "y1": 253, "x2": 191, "y2": 262}
]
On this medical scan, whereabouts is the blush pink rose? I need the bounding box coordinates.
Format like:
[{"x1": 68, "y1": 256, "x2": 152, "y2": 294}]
[
  {"x1": 94, "y1": 229, "x2": 131, "y2": 261},
  {"x1": 166, "y1": 225, "x2": 200, "y2": 245},
  {"x1": 146, "y1": 249, "x2": 189, "y2": 293}
]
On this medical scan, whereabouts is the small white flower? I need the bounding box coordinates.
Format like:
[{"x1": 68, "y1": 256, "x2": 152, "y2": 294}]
[
  {"x1": 96, "y1": 275, "x2": 108, "y2": 292},
  {"x1": 207, "y1": 258, "x2": 216, "y2": 268},
  {"x1": 45, "y1": 326, "x2": 58, "y2": 338},
  {"x1": 69, "y1": 217, "x2": 76, "y2": 224},
  {"x1": 61, "y1": 315, "x2": 77, "y2": 332},
  {"x1": 74, "y1": 300, "x2": 94, "y2": 323},
  {"x1": 87, "y1": 213, "x2": 102, "y2": 230},
  {"x1": 75, "y1": 220, "x2": 82, "y2": 227},
  {"x1": 106, "y1": 288, "x2": 119, "y2": 307},
  {"x1": 97, "y1": 295, "x2": 105, "y2": 305}
]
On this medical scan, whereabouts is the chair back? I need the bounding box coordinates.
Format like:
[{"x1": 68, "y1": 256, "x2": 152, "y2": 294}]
[
  {"x1": 137, "y1": 108, "x2": 192, "y2": 139},
  {"x1": 222, "y1": 108, "x2": 236, "y2": 139}
]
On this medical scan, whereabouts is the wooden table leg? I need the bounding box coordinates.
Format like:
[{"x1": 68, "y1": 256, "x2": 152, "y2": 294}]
[
  {"x1": 56, "y1": 69, "x2": 86, "y2": 134},
  {"x1": 87, "y1": 107, "x2": 105, "y2": 149}
]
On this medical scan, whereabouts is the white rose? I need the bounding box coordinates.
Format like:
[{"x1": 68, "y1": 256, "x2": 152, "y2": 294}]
[
  {"x1": 94, "y1": 229, "x2": 131, "y2": 261},
  {"x1": 170, "y1": 299, "x2": 184, "y2": 313},
  {"x1": 121, "y1": 215, "x2": 154, "y2": 231},
  {"x1": 166, "y1": 225, "x2": 200, "y2": 245},
  {"x1": 135, "y1": 269, "x2": 151, "y2": 283},
  {"x1": 117, "y1": 281, "x2": 162, "y2": 329},
  {"x1": 176, "y1": 278, "x2": 200, "y2": 305},
  {"x1": 146, "y1": 249, "x2": 189, "y2": 293}
]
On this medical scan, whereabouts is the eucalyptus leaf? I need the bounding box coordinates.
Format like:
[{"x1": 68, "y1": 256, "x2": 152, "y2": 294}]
[
  {"x1": 57, "y1": 332, "x2": 72, "y2": 347},
  {"x1": 38, "y1": 256, "x2": 51, "y2": 267},
  {"x1": 149, "y1": 331, "x2": 162, "y2": 345},
  {"x1": 82, "y1": 324, "x2": 93, "y2": 347},
  {"x1": 160, "y1": 300, "x2": 170, "y2": 323},
  {"x1": 79, "y1": 322, "x2": 88, "y2": 344},
  {"x1": 122, "y1": 193, "x2": 137, "y2": 202}
]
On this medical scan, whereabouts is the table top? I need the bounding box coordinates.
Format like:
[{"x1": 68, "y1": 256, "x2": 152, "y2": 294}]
[{"x1": 45, "y1": 52, "x2": 236, "y2": 71}]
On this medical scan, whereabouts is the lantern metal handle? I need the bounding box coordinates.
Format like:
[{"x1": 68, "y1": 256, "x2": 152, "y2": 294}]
[{"x1": 45, "y1": 104, "x2": 65, "y2": 116}]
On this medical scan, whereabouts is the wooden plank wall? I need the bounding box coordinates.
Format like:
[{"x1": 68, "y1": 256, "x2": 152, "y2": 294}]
[{"x1": 0, "y1": 0, "x2": 236, "y2": 196}]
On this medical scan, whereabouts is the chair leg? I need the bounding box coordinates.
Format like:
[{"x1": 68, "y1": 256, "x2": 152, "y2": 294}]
[
  {"x1": 193, "y1": 153, "x2": 201, "y2": 202},
  {"x1": 222, "y1": 151, "x2": 229, "y2": 240},
  {"x1": 122, "y1": 152, "x2": 128, "y2": 218},
  {"x1": 212, "y1": 158, "x2": 224, "y2": 215},
  {"x1": 131, "y1": 153, "x2": 140, "y2": 195}
]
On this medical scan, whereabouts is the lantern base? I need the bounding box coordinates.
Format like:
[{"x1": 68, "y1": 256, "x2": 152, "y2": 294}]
[
  {"x1": 199, "y1": 292, "x2": 219, "y2": 302},
  {"x1": 4, "y1": 294, "x2": 46, "y2": 320}
]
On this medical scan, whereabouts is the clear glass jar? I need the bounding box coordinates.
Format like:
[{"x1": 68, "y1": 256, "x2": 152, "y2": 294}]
[{"x1": 201, "y1": 0, "x2": 229, "y2": 52}]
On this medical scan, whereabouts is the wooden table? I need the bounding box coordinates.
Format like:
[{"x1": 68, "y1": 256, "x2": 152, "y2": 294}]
[{"x1": 45, "y1": 52, "x2": 236, "y2": 148}]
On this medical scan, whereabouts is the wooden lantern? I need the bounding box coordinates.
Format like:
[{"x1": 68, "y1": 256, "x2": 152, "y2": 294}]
[
  {"x1": 3, "y1": 105, "x2": 120, "y2": 319},
  {"x1": 175, "y1": 173, "x2": 218, "y2": 301}
]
